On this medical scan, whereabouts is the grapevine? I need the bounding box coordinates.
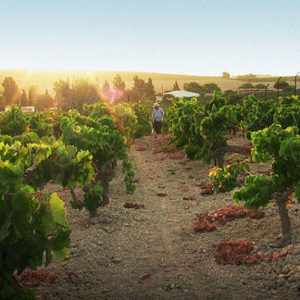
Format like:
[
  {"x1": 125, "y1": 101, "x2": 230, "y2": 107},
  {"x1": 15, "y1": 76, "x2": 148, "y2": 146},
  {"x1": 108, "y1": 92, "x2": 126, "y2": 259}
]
[{"x1": 234, "y1": 124, "x2": 300, "y2": 246}]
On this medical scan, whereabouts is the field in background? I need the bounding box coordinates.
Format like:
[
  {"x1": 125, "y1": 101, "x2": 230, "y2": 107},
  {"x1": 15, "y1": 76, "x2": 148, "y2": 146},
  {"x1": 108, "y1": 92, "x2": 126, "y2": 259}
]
[{"x1": 0, "y1": 69, "x2": 295, "y2": 95}]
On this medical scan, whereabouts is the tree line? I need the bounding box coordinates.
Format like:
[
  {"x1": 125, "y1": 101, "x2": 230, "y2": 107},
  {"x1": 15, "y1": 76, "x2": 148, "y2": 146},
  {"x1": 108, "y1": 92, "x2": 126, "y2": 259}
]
[{"x1": 0, "y1": 74, "x2": 157, "y2": 112}]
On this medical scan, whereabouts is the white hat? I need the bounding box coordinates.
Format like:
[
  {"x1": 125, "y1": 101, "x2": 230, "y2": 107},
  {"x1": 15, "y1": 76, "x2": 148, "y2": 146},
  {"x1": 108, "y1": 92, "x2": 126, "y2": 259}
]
[{"x1": 153, "y1": 102, "x2": 159, "y2": 107}]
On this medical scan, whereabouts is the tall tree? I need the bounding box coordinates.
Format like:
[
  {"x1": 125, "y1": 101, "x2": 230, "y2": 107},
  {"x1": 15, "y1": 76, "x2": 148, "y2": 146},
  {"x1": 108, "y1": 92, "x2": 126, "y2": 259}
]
[
  {"x1": 1, "y1": 77, "x2": 19, "y2": 105},
  {"x1": 102, "y1": 79, "x2": 110, "y2": 92},
  {"x1": 35, "y1": 90, "x2": 55, "y2": 111},
  {"x1": 145, "y1": 78, "x2": 155, "y2": 100},
  {"x1": 132, "y1": 75, "x2": 146, "y2": 101},
  {"x1": 20, "y1": 89, "x2": 28, "y2": 106},
  {"x1": 173, "y1": 81, "x2": 180, "y2": 91},
  {"x1": 28, "y1": 86, "x2": 37, "y2": 106},
  {"x1": 53, "y1": 80, "x2": 72, "y2": 111},
  {"x1": 113, "y1": 74, "x2": 126, "y2": 91},
  {"x1": 54, "y1": 79, "x2": 100, "y2": 111},
  {"x1": 71, "y1": 79, "x2": 100, "y2": 112}
]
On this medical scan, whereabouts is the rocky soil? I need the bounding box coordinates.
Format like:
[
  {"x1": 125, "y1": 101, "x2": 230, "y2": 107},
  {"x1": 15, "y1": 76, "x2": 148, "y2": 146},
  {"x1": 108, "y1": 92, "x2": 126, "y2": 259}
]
[{"x1": 31, "y1": 133, "x2": 300, "y2": 300}]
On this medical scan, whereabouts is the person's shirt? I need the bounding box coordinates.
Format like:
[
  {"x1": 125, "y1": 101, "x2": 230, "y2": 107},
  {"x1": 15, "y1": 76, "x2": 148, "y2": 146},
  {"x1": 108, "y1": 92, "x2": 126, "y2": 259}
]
[{"x1": 152, "y1": 107, "x2": 164, "y2": 121}]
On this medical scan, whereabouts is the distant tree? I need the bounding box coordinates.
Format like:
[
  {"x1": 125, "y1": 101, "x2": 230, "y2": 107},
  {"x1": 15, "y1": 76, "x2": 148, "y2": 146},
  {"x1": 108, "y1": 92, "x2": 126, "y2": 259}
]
[
  {"x1": 239, "y1": 83, "x2": 254, "y2": 89},
  {"x1": 274, "y1": 80, "x2": 290, "y2": 90},
  {"x1": 126, "y1": 76, "x2": 156, "y2": 102},
  {"x1": 173, "y1": 81, "x2": 180, "y2": 90},
  {"x1": 183, "y1": 82, "x2": 202, "y2": 93},
  {"x1": 35, "y1": 90, "x2": 55, "y2": 111},
  {"x1": 145, "y1": 78, "x2": 155, "y2": 100},
  {"x1": 71, "y1": 79, "x2": 100, "y2": 112},
  {"x1": 53, "y1": 80, "x2": 72, "y2": 111},
  {"x1": 1, "y1": 76, "x2": 19, "y2": 105},
  {"x1": 102, "y1": 79, "x2": 110, "y2": 92},
  {"x1": 113, "y1": 74, "x2": 126, "y2": 91},
  {"x1": 132, "y1": 75, "x2": 146, "y2": 101},
  {"x1": 222, "y1": 72, "x2": 230, "y2": 79},
  {"x1": 28, "y1": 86, "x2": 37, "y2": 106},
  {"x1": 20, "y1": 89, "x2": 29, "y2": 106},
  {"x1": 203, "y1": 83, "x2": 221, "y2": 93},
  {"x1": 255, "y1": 83, "x2": 266, "y2": 89},
  {"x1": 223, "y1": 90, "x2": 242, "y2": 105}
]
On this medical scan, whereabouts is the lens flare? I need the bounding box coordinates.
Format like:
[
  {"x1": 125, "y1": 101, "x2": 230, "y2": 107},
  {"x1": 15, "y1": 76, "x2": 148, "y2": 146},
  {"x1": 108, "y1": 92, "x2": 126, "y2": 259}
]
[{"x1": 102, "y1": 87, "x2": 124, "y2": 104}]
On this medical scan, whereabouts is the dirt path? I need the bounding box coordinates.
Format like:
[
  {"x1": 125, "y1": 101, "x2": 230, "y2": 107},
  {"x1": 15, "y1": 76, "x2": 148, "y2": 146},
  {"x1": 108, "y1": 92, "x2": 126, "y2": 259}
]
[{"x1": 34, "y1": 134, "x2": 300, "y2": 300}]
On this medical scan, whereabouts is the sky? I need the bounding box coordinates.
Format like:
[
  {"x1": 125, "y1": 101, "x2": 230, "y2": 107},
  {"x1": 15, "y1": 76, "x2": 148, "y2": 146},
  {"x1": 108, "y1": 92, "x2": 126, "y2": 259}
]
[{"x1": 0, "y1": 0, "x2": 300, "y2": 76}]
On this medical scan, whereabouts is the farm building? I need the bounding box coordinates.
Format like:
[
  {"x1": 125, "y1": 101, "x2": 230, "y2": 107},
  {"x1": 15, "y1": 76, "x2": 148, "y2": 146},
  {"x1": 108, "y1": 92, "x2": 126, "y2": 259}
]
[{"x1": 163, "y1": 90, "x2": 200, "y2": 98}]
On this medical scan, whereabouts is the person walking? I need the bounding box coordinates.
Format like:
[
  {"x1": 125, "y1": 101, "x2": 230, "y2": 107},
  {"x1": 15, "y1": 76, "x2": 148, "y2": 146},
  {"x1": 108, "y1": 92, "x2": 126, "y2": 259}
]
[{"x1": 152, "y1": 102, "x2": 164, "y2": 134}]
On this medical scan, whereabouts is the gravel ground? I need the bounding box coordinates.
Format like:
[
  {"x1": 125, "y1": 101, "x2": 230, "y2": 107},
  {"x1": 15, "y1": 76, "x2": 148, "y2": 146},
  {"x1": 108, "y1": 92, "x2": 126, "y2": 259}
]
[{"x1": 33, "y1": 133, "x2": 300, "y2": 300}]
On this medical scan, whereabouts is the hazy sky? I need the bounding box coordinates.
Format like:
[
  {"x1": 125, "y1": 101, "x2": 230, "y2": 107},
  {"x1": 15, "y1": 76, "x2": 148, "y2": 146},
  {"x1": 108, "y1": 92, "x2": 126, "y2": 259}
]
[{"x1": 0, "y1": 0, "x2": 300, "y2": 76}]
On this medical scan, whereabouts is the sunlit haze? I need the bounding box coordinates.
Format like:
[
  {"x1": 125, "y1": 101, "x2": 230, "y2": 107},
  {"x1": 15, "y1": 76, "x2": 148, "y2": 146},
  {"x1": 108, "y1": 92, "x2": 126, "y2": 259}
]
[{"x1": 1, "y1": 0, "x2": 300, "y2": 76}]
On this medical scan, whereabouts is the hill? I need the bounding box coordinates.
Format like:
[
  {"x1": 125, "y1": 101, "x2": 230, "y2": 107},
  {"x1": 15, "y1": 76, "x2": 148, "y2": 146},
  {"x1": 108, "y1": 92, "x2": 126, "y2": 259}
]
[{"x1": 0, "y1": 70, "x2": 294, "y2": 95}]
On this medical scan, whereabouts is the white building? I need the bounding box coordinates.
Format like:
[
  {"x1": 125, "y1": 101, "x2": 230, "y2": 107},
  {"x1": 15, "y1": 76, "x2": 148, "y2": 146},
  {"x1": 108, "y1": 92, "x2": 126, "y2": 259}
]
[{"x1": 163, "y1": 90, "x2": 200, "y2": 98}]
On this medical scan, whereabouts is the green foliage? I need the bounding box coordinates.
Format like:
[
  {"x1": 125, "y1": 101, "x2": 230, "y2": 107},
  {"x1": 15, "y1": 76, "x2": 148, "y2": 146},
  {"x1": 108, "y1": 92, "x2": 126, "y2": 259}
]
[
  {"x1": 0, "y1": 141, "x2": 70, "y2": 299},
  {"x1": 132, "y1": 103, "x2": 152, "y2": 138},
  {"x1": 168, "y1": 97, "x2": 204, "y2": 156},
  {"x1": 209, "y1": 159, "x2": 249, "y2": 192},
  {"x1": 83, "y1": 102, "x2": 110, "y2": 118},
  {"x1": 122, "y1": 159, "x2": 136, "y2": 194},
  {"x1": 84, "y1": 184, "x2": 103, "y2": 215},
  {"x1": 114, "y1": 103, "x2": 138, "y2": 145},
  {"x1": 240, "y1": 96, "x2": 275, "y2": 135},
  {"x1": 28, "y1": 112, "x2": 54, "y2": 137},
  {"x1": 200, "y1": 107, "x2": 227, "y2": 164},
  {"x1": 61, "y1": 104, "x2": 136, "y2": 213},
  {"x1": 0, "y1": 105, "x2": 28, "y2": 136},
  {"x1": 223, "y1": 90, "x2": 242, "y2": 105},
  {"x1": 273, "y1": 96, "x2": 300, "y2": 129},
  {"x1": 234, "y1": 175, "x2": 274, "y2": 208},
  {"x1": 30, "y1": 141, "x2": 94, "y2": 189},
  {"x1": 0, "y1": 102, "x2": 137, "y2": 297},
  {"x1": 234, "y1": 125, "x2": 300, "y2": 209},
  {"x1": 167, "y1": 93, "x2": 229, "y2": 164}
]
